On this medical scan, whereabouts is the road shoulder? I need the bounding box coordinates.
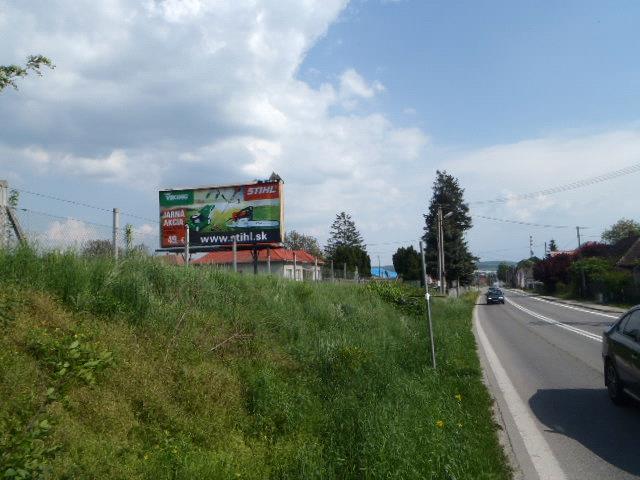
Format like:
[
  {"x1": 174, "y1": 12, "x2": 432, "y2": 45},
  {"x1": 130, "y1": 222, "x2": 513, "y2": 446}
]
[
  {"x1": 473, "y1": 298, "x2": 568, "y2": 480},
  {"x1": 509, "y1": 288, "x2": 626, "y2": 316}
]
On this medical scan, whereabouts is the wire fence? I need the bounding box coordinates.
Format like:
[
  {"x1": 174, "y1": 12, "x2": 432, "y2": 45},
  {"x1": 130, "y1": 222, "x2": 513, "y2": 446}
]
[{"x1": 3, "y1": 206, "x2": 158, "y2": 256}]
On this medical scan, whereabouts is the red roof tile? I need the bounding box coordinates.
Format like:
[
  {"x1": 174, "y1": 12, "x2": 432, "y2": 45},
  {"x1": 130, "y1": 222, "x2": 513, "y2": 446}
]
[{"x1": 192, "y1": 248, "x2": 323, "y2": 265}]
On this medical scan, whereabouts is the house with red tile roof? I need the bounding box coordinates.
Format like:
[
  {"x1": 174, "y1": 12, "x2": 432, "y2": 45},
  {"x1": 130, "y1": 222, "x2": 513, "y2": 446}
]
[{"x1": 191, "y1": 247, "x2": 323, "y2": 280}]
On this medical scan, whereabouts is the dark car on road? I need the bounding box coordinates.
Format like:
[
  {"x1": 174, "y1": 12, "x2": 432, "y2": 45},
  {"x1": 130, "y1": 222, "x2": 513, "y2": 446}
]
[
  {"x1": 486, "y1": 289, "x2": 505, "y2": 305},
  {"x1": 602, "y1": 306, "x2": 640, "y2": 405}
]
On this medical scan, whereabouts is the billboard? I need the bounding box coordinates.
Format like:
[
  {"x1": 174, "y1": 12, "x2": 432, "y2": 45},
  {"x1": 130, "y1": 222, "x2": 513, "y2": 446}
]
[{"x1": 159, "y1": 180, "x2": 283, "y2": 248}]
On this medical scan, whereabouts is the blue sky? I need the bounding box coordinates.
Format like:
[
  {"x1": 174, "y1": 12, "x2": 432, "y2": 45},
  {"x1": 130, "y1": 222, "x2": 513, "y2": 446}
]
[
  {"x1": 303, "y1": 0, "x2": 640, "y2": 146},
  {"x1": 2, "y1": 0, "x2": 640, "y2": 263}
]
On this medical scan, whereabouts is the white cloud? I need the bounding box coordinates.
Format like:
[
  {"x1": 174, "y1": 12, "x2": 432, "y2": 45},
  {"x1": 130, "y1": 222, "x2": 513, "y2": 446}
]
[
  {"x1": 40, "y1": 218, "x2": 105, "y2": 250},
  {"x1": 339, "y1": 68, "x2": 385, "y2": 101},
  {"x1": 1, "y1": 0, "x2": 429, "y2": 255},
  {"x1": 440, "y1": 128, "x2": 640, "y2": 258}
]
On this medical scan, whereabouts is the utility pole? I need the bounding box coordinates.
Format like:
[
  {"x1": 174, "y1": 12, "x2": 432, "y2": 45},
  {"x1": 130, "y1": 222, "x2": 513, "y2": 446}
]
[
  {"x1": 576, "y1": 226, "x2": 582, "y2": 248},
  {"x1": 576, "y1": 226, "x2": 586, "y2": 295},
  {"x1": 544, "y1": 241, "x2": 547, "y2": 258},
  {"x1": 529, "y1": 235, "x2": 533, "y2": 258}
]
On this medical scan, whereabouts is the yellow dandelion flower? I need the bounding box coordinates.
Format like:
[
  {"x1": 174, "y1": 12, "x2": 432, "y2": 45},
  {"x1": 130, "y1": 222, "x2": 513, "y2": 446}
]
[
  {"x1": 436, "y1": 420, "x2": 444, "y2": 428},
  {"x1": 455, "y1": 394, "x2": 462, "y2": 401}
]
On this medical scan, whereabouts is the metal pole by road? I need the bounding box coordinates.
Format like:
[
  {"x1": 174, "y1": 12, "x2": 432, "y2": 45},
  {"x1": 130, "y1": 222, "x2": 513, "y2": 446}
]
[
  {"x1": 112, "y1": 208, "x2": 120, "y2": 261},
  {"x1": 232, "y1": 237, "x2": 237, "y2": 272},
  {"x1": 184, "y1": 225, "x2": 190, "y2": 266},
  {"x1": 437, "y1": 206, "x2": 443, "y2": 293},
  {"x1": 420, "y1": 241, "x2": 436, "y2": 369}
]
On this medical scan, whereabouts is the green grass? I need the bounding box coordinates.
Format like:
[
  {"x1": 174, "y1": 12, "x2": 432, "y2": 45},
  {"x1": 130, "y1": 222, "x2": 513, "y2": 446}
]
[{"x1": 0, "y1": 247, "x2": 510, "y2": 479}]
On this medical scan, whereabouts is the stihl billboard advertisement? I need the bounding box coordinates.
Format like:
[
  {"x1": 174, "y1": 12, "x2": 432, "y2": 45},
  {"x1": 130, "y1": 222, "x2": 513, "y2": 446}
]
[{"x1": 159, "y1": 180, "x2": 283, "y2": 248}]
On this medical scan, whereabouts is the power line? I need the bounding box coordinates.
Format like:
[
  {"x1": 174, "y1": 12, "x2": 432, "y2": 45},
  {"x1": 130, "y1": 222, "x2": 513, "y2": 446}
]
[
  {"x1": 473, "y1": 214, "x2": 571, "y2": 229},
  {"x1": 15, "y1": 207, "x2": 113, "y2": 229},
  {"x1": 470, "y1": 162, "x2": 640, "y2": 205},
  {"x1": 15, "y1": 188, "x2": 159, "y2": 224}
]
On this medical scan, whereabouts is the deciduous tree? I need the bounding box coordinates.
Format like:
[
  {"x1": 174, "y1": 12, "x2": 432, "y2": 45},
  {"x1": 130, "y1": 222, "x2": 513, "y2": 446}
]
[
  {"x1": 284, "y1": 230, "x2": 323, "y2": 258},
  {"x1": 392, "y1": 246, "x2": 421, "y2": 281},
  {"x1": 602, "y1": 218, "x2": 640, "y2": 244},
  {"x1": 1, "y1": 55, "x2": 54, "y2": 92}
]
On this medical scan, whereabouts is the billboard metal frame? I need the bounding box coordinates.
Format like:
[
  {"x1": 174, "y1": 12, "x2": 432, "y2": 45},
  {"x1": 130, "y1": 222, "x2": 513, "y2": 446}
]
[{"x1": 158, "y1": 177, "x2": 284, "y2": 251}]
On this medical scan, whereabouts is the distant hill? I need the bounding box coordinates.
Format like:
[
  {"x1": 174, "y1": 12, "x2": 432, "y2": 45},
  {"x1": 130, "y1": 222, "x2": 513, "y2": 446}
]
[{"x1": 476, "y1": 260, "x2": 516, "y2": 272}]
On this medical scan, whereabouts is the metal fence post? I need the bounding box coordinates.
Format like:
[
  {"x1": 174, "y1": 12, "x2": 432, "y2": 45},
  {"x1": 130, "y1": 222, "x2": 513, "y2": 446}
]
[
  {"x1": 420, "y1": 241, "x2": 437, "y2": 369},
  {"x1": 331, "y1": 260, "x2": 334, "y2": 281},
  {"x1": 184, "y1": 225, "x2": 190, "y2": 266},
  {"x1": 343, "y1": 262, "x2": 346, "y2": 280},
  {"x1": 112, "y1": 208, "x2": 120, "y2": 261}
]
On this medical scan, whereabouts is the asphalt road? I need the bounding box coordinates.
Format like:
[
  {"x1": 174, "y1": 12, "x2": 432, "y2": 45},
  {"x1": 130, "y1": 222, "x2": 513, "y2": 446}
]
[{"x1": 475, "y1": 289, "x2": 640, "y2": 480}]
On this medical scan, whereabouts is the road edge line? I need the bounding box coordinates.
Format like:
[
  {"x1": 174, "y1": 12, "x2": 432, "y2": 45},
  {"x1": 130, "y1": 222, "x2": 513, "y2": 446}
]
[{"x1": 473, "y1": 304, "x2": 568, "y2": 480}]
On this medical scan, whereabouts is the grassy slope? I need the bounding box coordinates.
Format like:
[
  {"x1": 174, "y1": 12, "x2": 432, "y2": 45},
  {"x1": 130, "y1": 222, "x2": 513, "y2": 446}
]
[{"x1": 0, "y1": 248, "x2": 509, "y2": 480}]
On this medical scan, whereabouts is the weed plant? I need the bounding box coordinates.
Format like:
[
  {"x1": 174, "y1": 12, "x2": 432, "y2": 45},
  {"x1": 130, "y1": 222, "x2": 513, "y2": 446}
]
[{"x1": 0, "y1": 246, "x2": 509, "y2": 479}]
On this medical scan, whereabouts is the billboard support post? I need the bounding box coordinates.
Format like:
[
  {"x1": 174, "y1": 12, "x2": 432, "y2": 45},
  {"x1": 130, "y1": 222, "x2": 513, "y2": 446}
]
[
  {"x1": 184, "y1": 225, "x2": 190, "y2": 266},
  {"x1": 112, "y1": 208, "x2": 120, "y2": 262},
  {"x1": 251, "y1": 245, "x2": 258, "y2": 275},
  {"x1": 420, "y1": 241, "x2": 437, "y2": 369},
  {"x1": 232, "y1": 238, "x2": 237, "y2": 272}
]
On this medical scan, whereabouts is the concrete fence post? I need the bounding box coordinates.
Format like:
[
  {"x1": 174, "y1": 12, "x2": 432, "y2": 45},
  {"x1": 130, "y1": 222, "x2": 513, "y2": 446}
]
[
  {"x1": 112, "y1": 208, "x2": 120, "y2": 261},
  {"x1": 184, "y1": 225, "x2": 190, "y2": 266},
  {"x1": 267, "y1": 248, "x2": 271, "y2": 274},
  {"x1": 0, "y1": 180, "x2": 7, "y2": 249},
  {"x1": 293, "y1": 251, "x2": 297, "y2": 281},
  {"x1": 232, "y1": 237, "x2": 237, "y2": 272}
]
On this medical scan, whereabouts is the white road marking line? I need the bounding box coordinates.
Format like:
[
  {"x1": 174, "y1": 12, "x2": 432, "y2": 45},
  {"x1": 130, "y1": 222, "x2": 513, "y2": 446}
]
[
  {"x1": 475, "y1": 308, "x2": 568, "y2": 480},
  {"x1": 505, "y1": 298, "x2": 602, "y2": 342},
  {"x1": 507, "y1": 289, "x2": 619, "y2": 319}
]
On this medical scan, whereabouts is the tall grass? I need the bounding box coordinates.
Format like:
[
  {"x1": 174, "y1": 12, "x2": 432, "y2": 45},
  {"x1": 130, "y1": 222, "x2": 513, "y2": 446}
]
[{"x1": 0, "y1": 246, "x2": 509, "y2": 479}]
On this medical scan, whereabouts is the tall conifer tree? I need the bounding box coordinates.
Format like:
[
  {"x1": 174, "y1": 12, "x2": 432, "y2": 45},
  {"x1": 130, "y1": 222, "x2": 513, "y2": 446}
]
[{"x1": 423, "y1": 171, "x2": 476, "y2": 285}]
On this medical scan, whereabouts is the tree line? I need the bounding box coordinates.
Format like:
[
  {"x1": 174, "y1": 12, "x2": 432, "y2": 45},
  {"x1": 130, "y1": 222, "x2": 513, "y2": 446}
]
[{"x1": 286, "y1": 170, "x2": 477, "y2": 284}]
